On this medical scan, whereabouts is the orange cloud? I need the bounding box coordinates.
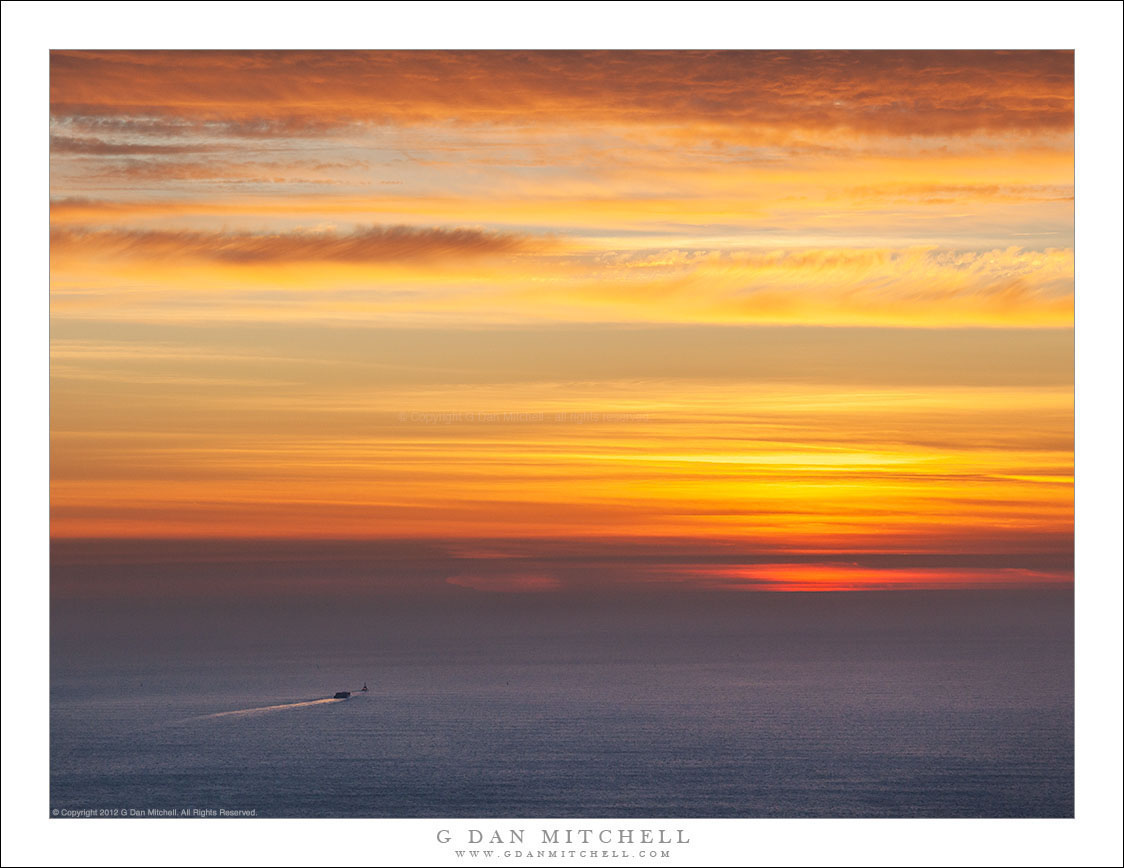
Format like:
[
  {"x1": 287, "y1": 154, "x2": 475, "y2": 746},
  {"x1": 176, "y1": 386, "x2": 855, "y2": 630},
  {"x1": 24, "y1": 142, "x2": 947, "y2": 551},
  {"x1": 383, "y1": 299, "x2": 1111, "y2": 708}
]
[
  {"x1": 51, "y1": 224, "x2": 544, "y2": 265},
  {"x1": 50, "y1": 50, "x2": 1073, "y2": 137},
  {"x1": 47, "y1": 51, "x2": 1074, "y2": 592}
]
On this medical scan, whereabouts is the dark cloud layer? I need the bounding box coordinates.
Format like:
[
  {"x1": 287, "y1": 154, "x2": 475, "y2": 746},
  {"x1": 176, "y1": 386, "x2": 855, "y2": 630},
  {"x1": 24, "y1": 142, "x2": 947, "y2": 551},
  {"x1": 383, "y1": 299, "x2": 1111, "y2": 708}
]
[
  {"x1": 51, "y1": 224, "x2": 539, "y2": 264},
  {"x1": 50, "y1": 537, "x2": 1073, "y2": 599},
  {"x1": 50, "y1": 50, "x2": 1073, "y2": 137}
]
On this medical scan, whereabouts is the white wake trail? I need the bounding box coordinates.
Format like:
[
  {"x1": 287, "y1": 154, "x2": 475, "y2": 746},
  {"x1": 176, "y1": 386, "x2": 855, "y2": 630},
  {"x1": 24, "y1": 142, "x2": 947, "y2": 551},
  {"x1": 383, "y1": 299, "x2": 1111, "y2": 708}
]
[{"x1": 189, "y1": 697, "x2": 346, "y2": 721}]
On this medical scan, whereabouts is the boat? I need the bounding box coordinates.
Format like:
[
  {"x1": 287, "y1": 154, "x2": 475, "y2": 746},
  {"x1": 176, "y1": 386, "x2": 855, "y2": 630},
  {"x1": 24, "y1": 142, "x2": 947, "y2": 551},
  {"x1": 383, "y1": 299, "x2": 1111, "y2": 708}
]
[
  {"x1": 334, "y1": 691, "x2": 351, "y2": 699},
  {"x1": 361, "y1": 683, "x2": 369, "y2": 692}
]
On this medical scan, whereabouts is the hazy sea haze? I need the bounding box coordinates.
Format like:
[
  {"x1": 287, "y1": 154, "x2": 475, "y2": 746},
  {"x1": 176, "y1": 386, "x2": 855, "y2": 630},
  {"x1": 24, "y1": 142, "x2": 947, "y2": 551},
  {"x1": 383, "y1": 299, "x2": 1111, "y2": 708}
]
[{"x1": 51, "y1": 589, "x2": 1073, "y2": 818}]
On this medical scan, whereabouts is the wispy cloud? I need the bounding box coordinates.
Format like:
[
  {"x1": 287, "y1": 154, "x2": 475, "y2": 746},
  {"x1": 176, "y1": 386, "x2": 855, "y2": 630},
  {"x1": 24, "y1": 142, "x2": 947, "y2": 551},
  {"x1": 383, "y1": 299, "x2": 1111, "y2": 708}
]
[
  {"x1": 49, "y1": 134, "x2": 218, "y2": 155},
  {"x1": 51, "y1": 50, "x2": 1073, "y2": 137},
  {"x1": 51, "y1": 224, "x2": 546, "y2": 264}
]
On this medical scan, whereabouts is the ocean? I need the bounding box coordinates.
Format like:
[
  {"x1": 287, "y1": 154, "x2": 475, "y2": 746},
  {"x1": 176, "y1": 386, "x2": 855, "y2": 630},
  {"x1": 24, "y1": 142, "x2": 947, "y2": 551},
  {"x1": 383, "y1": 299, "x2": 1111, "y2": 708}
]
[{"x1": 50, "y1": 589, "x2": 1074, "y2": 818}]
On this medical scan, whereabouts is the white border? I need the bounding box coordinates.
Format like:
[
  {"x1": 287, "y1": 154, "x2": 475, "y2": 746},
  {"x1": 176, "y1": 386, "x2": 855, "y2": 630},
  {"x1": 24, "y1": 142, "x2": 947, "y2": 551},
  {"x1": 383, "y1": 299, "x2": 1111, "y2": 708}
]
[{"x1": 4, "y1": 2, "x2": 1121, "y2": 866}]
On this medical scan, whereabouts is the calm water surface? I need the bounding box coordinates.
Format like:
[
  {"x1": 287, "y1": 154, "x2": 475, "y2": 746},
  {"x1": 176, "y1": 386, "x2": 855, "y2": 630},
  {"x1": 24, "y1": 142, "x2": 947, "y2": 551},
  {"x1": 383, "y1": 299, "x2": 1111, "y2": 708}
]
[{"x1": 51, "y1": 591, "x2": 1073, "y2": 817}]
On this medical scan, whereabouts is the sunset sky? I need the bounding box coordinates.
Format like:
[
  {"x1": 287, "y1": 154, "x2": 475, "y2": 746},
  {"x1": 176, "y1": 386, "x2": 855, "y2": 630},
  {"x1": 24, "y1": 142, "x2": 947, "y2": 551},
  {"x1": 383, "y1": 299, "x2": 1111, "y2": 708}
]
[{"x1": 49, "y1": 50, "x2": 1074, "y2": 593}]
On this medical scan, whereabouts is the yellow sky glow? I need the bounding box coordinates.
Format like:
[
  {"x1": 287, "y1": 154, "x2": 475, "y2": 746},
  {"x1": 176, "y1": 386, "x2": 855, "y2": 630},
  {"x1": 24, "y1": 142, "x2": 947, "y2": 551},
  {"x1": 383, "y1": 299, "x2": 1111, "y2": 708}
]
[{"x1": 50, "y1": 50, "x2": 1073, "y2": 590}]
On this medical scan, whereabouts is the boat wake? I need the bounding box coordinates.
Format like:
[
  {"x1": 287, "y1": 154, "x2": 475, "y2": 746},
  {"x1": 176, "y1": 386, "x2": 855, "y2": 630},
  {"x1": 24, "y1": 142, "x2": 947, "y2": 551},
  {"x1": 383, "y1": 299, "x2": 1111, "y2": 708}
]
[{"x1": 186, "y1": 697, "x2": 347, "y2": 722}]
